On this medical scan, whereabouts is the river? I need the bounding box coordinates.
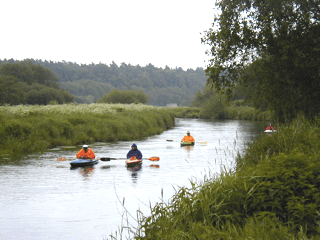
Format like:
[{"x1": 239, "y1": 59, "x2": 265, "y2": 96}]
[{"x1": 0, "y1": 118, "x2": 267, "y2": 240}]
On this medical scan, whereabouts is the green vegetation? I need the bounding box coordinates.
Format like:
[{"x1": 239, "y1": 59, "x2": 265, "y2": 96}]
[
  {"x1": 202, "y1": 0, "x2": 320, "y2": 121},
  {"x1": 1, "y1": 59, "x2": 207, "y2": 106},
  {"x1": 130, "y1": 117, "x2": 320, "y2": 239},
  {"x1": 190, "y1": 85, "x2": 272, "y2": 121},
  {"x1": 0, "y1": 104, "x2": 175, "y2": 162},
  {"x1": 97, "y1": 89, "x2": 148, "y2": 104},
  {"x1": 169, "y1": 107, "x2": 202, "y2": 118},
  {"x1": 107, "y1": 1, "x2": 320, "y2": 237},
  {"x1": 0, "y1": 60, "x2": 74, "y2": 105}
]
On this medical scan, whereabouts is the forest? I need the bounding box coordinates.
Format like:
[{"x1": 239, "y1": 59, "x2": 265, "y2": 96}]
[{"x1": 0, "y1": 59, "x2": 207, "y2": 106}]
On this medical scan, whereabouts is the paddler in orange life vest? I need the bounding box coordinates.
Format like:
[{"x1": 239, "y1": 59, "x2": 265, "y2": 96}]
[
  {"x1": 76, "y1": 145, "x2": 95, "y2": 159},
  {"x1": 127, "y1": 143, "x2": 143, "y2": 159},
  {"x1": 181, "y1": 131, "x2": 195, "y2": 143},
  {"x1": 265, "y1": 123, "x2": 275, "y2": 130}
]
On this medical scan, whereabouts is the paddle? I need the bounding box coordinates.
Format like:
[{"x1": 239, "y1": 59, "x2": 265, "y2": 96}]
[
  {"x1": 99, "y1": 156, "x2": 160, "y2": 161},
  {"x1": 166, "y1": 140, "x2": 207, "y2": 144},
  {"x1": 57, "y1": 157, "x2": 72, "y2": 161},
  {"x1": 57, "y1": 157, "x2": 95, "y2": 161}
]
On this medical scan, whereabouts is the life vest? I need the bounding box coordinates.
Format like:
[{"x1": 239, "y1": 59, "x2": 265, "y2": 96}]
[
  {"x1": 76, "y1": 148, "x2": 95, "y2": 159},
  {"x1": 181, "y1": 135, "x2": 195, "y2": 142}
]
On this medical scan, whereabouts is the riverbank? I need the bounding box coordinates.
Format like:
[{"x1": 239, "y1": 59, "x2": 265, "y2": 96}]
[
  {"x1": 0, "y1": 103, "x2": 272, "y2": 163},
  {"x1": 0, "y1": 103, "x2": 176, "y2": 162},
  {"x1": 131, "y1": 116, "x2": 320, "y2": 239},
  {"x1": 174, "y1": 103, "x2": 273, "y2": 121}
]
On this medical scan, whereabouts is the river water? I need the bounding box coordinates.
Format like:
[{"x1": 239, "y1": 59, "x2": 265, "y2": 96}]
[{"x1": 0, "y1": 118, "x2": 267, "y2": 240}]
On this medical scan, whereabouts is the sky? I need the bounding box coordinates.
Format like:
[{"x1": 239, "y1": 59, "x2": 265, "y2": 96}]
[{"x1": 1, "y1": 0, "x2": 217, "y2": 70}]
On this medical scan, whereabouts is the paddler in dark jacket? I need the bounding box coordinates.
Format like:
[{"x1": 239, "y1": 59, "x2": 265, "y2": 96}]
[
  {"x1": 127, "y1": 143, "x2": 143, "y2": 159},
  {"x1": 76, "y1": 145, "x2": 95, "y2": 159}
]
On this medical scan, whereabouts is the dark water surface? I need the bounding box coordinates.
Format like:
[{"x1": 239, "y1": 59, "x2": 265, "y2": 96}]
[{"x1": 0, "y1": 118, "x2": 267, "y2": 240}]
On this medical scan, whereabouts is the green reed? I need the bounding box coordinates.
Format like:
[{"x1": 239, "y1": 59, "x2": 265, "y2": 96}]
[
  {"x1": 0, "y1": 103, "x2": 175, "y2": 161},
  {"x1": 122, "y1": 116, "x2": 320, "y2": 239}
]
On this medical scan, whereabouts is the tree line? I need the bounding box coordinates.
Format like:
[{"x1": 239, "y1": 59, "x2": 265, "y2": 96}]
[
  {"x1": 1, "y1": 59, "x2": 207, "y2": 106},
  {"x1": 0, "y1": 60, "x2": 74, "y2": 105}
]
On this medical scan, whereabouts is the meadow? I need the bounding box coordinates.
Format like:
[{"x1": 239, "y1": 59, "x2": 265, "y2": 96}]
[
  {"x1": 129, "y1": 116, "x2": 320, "y2": 239},
  {"x1": 0, "y1": 103, "x2": 176, "y2": 161}
]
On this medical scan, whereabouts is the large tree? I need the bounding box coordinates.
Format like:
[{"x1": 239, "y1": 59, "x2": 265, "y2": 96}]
[
  {"x1": 203, "y1": 0, "x2": 320, "y2": 120},
  {"x1": 0, "y1": 61, "x2": 74, "y2": 105}
]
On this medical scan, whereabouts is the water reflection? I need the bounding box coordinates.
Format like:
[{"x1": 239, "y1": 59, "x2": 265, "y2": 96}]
[
  {"x1": 70, "y1": 166, "x2": 95, "y2": 177},
  {"x1": 100, "y1": 165, "x2": 114, "y2": 170},
  {"x1": 182, "y1": 146, "x2": 194, "y2": 152},
  {"x1": 149, "y1": 164, "x2": 160, "y2": 168},
  {"x1": 126, "y1": 164, "x2": 142, "y2": 183}
]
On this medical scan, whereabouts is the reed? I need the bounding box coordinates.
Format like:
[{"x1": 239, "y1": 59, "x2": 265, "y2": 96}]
[
  {"x1": 225, "y1": 105, "x2": 273, "y2": 121},
  {"x1": 0, "y1": 103, "x2": 175, "y2": 160},
  {"x1": 167, "y1": 107, "x2": 202, "y2": 118},
  {"x1": 121, "y1": 117, "x2": 320, "y2": 239}
]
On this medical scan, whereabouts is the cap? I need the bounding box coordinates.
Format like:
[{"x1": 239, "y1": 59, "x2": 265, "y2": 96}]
[
  {"x1": 187, "y1": 131, "x2": 190, "y2": 134},
  {"x1": 83, "y1": 145, "x2": 88, "y2": 148}
]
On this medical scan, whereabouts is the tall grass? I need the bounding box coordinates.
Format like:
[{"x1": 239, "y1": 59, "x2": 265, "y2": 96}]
[
  {"x1": 124, "y1": 116, "x2": 320, "y2": 239},
  {"x1": 225, "y1": 105, "x2": 273, "y2": 121},
  {"x1": 178, "y1": 99, "x2": 273, "y2": 121},
  {"x1": 0, "y1": 103, "x2": 175, "y2": 161}
]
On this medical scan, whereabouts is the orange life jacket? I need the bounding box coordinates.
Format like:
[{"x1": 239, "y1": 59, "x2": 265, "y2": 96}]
[
  {"x1": 181, "y1": 135, "x2": 195, "y2": 142},
  {"x1": 76, "y1": 148, "x2": 95, "y2": 159},
  {"x1": 265, "y1": 126, "x2": 274, "y2": 130}
]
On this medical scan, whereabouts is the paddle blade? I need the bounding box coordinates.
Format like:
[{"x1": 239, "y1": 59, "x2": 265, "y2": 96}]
[
  {"x1": 99, "y1": 158, "x2": 111, "y2": 161},
  {"x1": 198, "y1": 141, "x2": 207, "y2": 144},
  {"x1": 166, "y1": 140, "x2": 174, "y2": 142},
  {"x1": 148, "y1": 156, "x2": 160, "y2": 161},
  {"x1": 57, "y1": 157, "x2": 67, "y2": 161}
]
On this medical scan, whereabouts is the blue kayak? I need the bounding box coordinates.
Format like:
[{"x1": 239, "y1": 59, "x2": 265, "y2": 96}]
[{"x1": 70, "y1": 159, "x2": 99, "y2": 168}]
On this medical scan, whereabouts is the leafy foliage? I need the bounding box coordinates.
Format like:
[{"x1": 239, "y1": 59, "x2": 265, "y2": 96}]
[
  {"x1": 0, "y1": 60, "x2": 74, "y2": 105},
  {"x1": 190, "y1": 85, "x2": 272, "y2": 120},
  {"x1": 97, "y1": 89, "x2": 148, "y2": 104},
  {"x1": 1, "y1": 59, "x2": 207, "y2": 106},
  {"x1": 203, "y1": 0, "x2": 320, "y2": 120}
]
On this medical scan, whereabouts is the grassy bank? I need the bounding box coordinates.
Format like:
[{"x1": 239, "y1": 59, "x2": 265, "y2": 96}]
[
  {"x1": 129, "y1": 116, "x2": 320, "y2": 239},
  {"x1": 169, "y1": 103, "x2": 273, "y2": 121},
  {"x1": 0, "y1": 103, "x2": 175, "y2": 161}
]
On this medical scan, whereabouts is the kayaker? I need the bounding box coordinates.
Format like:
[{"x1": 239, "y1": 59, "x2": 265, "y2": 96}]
[
  {"x1": 76, "y1": 145, "x2": 95, "y2": 159},
  {"x1": 127, "y1": 143, "x2": 142, "y2": 159},
  {"x1": 181, "y1": 131, "x2": 195, "y2": 143},
  {"x1": 265, "y1": 123, "x2": 275, "y2": 130}
]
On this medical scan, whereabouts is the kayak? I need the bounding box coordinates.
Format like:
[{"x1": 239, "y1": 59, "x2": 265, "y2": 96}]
[
  {"x1": 180, "y1": 141, "x2": 195, "y2": 147},
  {"x1": 70, "y1": 158, "x2": 99, "y2": 168},
  {"x1": 264, "y1": 130, "x2": 277, "y2": 133},
  {"x1": 125, "y1": 157, "x2": 142, "y2": 167}
]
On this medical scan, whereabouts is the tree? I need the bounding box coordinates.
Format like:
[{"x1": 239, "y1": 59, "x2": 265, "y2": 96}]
[
  {"x1": 0, "y1": 75, "x2": 26, "y2": 105},
  {"x1": 203, "y1": 0, "x2": 320, "y2": 120},
  {"x1": 97, "y1": 89, "x2": 148, "y2": 104},
  {"x1": 0, "y1": 61, "x2": 74, "y2": 105}
]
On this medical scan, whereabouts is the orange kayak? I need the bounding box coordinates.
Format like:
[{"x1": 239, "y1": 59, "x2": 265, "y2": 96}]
[{"x1": 125, "y1": 157, "x2": 142, "y2": 167}]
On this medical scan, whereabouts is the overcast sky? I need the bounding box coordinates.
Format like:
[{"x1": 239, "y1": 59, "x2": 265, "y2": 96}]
[{"x1": 1, "y1": 0, "x2": 216, "y2": 70}]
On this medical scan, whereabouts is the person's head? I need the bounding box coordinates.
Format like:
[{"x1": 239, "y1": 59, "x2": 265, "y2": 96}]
[
  {"x1": 83, "y1": 145, "x2": 88, "y2": 152},
  {"x1": 131, "y1": 143, "x2": 137, "y2": 150},
  {"x1": 269, "y1": 123, "x2": 272, "y2": 126},
  {"x1": 187, "y1": 131, "x2": 190, "y2": 136}
]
